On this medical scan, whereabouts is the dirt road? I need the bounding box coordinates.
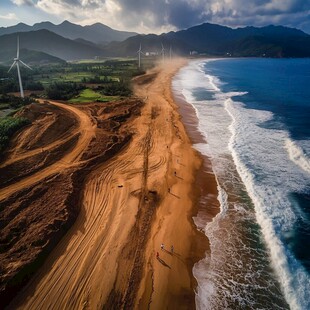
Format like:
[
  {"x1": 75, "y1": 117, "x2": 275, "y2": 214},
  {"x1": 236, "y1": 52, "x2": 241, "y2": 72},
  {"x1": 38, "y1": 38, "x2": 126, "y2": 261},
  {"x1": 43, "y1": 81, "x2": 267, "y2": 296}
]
[{"x1": 0, "y1": 100, "x2": 95, "y2": 201}]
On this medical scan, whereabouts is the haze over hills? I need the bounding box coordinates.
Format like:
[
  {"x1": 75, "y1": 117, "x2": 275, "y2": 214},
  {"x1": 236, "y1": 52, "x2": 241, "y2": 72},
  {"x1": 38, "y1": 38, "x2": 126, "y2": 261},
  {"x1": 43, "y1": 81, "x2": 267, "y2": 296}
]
[
  {"x1": 0, "y1": 48, "x2": 65, "y2": 65},
  {"x1": 0, "y1": 29, "x2": 104, "y2": 61},
  {"x1": 0, "y1": 20, "x2": 138, "y2": 45},
  {"x1": 0, "y1": 22, "x2": 310, "y2": 63}
]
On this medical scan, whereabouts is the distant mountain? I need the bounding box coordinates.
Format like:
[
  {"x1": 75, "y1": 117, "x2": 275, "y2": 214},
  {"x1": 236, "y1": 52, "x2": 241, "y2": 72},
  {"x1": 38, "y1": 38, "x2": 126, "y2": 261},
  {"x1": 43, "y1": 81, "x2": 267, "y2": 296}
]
[
  {"x1": 1, "y1": 22, "x2": 309, "y2": 61},
  {"x1": 0, "y1": 48, "x2": 65, "y2": 65},
  {"x1": 0, "y1": 30, "x2": 105, "y2": 61},
  {"x1": 102, "y1": 23, "x2": 310, "y2": 58},
  {"x1": 0, "y1": 20, "x2": 137, "y2": 45}
]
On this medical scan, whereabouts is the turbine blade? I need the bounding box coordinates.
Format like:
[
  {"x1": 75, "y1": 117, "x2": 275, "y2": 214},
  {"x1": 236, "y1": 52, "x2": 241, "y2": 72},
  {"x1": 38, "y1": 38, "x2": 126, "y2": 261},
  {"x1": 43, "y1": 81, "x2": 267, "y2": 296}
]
[
  {"x1": 16, "y1": 62, "x2": 24, "y2": 98},
  {"x1": 17, "y1": 36, "x2": 19, "y2": 58},
  {"x1": 8, "y1": 61, "x2": 17, "y2": 73},
  {"x1": 19, "y1": 60, "x2": 32, "y2": 70}
]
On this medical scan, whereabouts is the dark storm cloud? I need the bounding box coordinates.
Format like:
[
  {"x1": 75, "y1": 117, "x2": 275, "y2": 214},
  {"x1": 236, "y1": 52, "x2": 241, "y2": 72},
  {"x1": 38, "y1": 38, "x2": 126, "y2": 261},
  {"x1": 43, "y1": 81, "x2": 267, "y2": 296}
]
[
  {"x1": 114, "y1": 0, "x2": 210, "y2": 30},
  {"x1": 31, "y1": 0, "x2": 310, "y2": 34},
  {"x1": 113, "y1": 0, "x2": 310, "y2": 32},
  {"x1": 167, "y1": 1, "x2": 209, "y2": 29}
]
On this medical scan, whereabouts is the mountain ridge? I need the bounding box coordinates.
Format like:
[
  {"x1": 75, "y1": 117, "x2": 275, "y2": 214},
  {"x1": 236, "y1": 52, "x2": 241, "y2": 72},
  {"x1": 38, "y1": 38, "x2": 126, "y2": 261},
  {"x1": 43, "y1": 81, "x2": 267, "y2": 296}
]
[
  {"x1": 0, "y1": 29, "x2": 104, "y2": 61},
  {"x1": 0, "y1": 20, "x2": 137, "y2": 45},
  {"x1": 1, "y1": 22, "x2": 309, "y2": 62},
  {"x1": 102, "y1": 22, "x2": 310, "y2": 58}
]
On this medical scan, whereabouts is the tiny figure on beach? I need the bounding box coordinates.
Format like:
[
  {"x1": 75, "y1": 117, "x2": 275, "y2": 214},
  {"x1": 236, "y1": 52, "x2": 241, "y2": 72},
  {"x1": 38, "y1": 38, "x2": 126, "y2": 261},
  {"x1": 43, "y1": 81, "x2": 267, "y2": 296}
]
[
  {"x1": 174, "y1": 171, "x2": 176, "y2": 176},
  {"x1": 161, "y1": 243, "x2": 164, "y2": 250},
  {"x1": 156, "y1": 252, "x2": 159, "y2": 259},
  {"x1": 168, "y1": 187, "x2": 170, "y2": 193},
  {"x1": 171, "y1": 245, "x2": 174, "y2": 254}
]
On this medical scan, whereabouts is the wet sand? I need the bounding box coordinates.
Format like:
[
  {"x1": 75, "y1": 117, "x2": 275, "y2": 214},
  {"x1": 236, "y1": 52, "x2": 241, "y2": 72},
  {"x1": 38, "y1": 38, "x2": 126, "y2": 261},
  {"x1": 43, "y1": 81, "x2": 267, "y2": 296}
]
[{"x1": 132, "y1": 58, "x2": 220, "y2": 308}]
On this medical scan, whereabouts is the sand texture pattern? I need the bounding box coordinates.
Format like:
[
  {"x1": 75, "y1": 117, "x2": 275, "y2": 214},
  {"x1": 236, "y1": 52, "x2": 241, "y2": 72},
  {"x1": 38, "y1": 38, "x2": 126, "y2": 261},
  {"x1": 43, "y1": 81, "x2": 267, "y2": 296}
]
[{"x1": 1, "y1": 59, "x2": 207, "y2": 309}]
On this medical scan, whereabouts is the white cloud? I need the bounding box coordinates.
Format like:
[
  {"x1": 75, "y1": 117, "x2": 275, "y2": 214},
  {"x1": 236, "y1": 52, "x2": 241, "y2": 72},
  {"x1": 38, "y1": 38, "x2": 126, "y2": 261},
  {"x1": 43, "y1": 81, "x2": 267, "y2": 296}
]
[
  {"x1": 36, "y1": 0, "x2": 79, "y2": 18},
  {"x1": 0, "y1": 12, "x2": 18, "y2": 21},
  {"x1": 11, "y1": 0, "x2": 34, "y2": 6}
]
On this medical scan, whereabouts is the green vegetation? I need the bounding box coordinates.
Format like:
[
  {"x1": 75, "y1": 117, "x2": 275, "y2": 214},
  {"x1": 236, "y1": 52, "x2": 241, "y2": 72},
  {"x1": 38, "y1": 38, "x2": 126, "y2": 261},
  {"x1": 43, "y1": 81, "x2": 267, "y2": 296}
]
[
  {"x1": 0, "y1": 116, "x2": 30, "y2": 153},
  {"x1": 69, "y1": 88, "x2": 118, "y2": 103},
  {"x1": 0, "y1": 94, "x2": 34, "y2": 110},
  {"x1": 0, "y1": 58, "x2": 151, "y2": 101},
  {"x1": 98, "y1": 80, "x2": 132, "y2": 97},
  {"x1": 0, "y1": 103, "x2": 10, "y2": 110},
  {"x1": 0, "y1": 58, "x2": 150, "y2": 154},
  {"x1": 45, "y1": 82, "x2": 84, "y2": 100}
]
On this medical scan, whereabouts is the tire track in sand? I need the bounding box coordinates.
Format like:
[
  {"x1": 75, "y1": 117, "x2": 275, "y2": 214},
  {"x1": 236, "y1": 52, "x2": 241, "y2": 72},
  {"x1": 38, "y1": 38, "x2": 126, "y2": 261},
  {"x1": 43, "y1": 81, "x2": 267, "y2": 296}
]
[
  {"x1": 0, "y1": 100, "x2": 95, "y2": 202},
  {"x1": 12, "y1": 132, "x2": 146, "y2": 309}
]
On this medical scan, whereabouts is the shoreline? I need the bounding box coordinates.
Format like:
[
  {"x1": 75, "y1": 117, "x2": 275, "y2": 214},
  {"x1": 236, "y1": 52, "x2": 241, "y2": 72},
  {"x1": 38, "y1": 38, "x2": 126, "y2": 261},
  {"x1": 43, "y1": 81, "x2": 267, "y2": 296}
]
[
  {"x1": 132, "y1": 58, "x2": 220, "y2": 308},
  {"x1": 171, "y1": 61, "x2": 221, "y2": 305}
]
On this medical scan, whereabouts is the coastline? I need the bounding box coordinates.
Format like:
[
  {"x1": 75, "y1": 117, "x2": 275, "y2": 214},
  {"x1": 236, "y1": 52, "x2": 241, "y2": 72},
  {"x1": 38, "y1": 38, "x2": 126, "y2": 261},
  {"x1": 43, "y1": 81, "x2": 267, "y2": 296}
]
[
  {"x1": 171, "y1": 57, "x2": 306, "y2": 309},
  {"x1": 132, "y1": 58, "x2": 220, "y2": 308},
  {"x1": 7, "y1": 58, "x2": 219, "y2": 309},
  {"x1": 171, "y1": 60, "x2": 221, "y2": 306}
]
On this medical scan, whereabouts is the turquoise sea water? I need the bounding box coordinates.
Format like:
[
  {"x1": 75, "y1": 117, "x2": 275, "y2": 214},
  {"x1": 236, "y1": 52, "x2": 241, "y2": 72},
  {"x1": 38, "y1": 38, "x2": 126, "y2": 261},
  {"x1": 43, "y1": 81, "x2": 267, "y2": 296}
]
[{"x1": 173, "y1": 58, "x2": 310, "y2": 310}]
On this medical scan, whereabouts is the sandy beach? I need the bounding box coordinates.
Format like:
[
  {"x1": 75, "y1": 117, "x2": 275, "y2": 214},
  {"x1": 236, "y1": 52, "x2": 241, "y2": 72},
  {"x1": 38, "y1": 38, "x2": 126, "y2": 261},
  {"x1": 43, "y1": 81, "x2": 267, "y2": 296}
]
[{"x1": 2, "y1": 58, "x2": 219, "y2": 309}]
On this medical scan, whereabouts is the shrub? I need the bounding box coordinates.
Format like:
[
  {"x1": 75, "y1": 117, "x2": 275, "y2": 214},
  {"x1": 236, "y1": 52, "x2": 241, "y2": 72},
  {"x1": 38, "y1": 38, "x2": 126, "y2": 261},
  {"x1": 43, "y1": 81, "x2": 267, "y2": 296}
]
[
  {"x1": 100, "y1": 81, "x2": 132, "y2": 97},
  {"x1": 0, "y1": 117, "x2": 30, "y2": 154},
  {"x1": 45, "y1": 82, "x2": 85, "y2": 100}
]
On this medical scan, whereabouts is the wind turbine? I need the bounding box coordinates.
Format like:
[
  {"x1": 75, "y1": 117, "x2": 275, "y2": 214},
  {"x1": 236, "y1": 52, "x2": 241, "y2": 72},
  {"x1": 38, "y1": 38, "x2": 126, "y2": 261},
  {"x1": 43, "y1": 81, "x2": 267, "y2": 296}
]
[
  {"x1": 8, "y1": 36, "x2": 32, "y2": 98},
  {"x1": 161, "y1": 43, "x2": 165, "y2": 62},
  {"x1": 137, "y1": 43, "x2": 144, "y2": 68},
  {"x1": 169, "y1": 45, "x2": 172, "y2": 60}
]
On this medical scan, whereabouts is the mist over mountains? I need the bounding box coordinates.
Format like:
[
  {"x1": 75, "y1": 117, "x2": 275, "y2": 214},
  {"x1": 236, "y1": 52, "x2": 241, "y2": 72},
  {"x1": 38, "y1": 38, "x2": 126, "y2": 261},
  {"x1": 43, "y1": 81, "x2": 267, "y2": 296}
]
[
  {"x1": 0, "y1": 29, "x2": 104, "y2": 62},
  {"x1": 0, "y1": 20, "x2": 309, "y2": 63}
]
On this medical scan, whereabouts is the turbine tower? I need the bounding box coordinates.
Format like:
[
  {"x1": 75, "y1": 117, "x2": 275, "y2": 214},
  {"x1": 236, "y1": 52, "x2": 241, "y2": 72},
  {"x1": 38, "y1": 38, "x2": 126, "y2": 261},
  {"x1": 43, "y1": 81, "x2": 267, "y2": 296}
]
[
  {"x1": 137, "y1": 43, "x2": 144, "y2": 68},
  {"x1": 169, "y1": 45, "x2": 172, "y2": 60},
  {"x1": 8, "y1": 36, "x2": 32, "y2": 98},
  {"x1": 161, "y1": 43, "x2": 165, "y2": 62}
]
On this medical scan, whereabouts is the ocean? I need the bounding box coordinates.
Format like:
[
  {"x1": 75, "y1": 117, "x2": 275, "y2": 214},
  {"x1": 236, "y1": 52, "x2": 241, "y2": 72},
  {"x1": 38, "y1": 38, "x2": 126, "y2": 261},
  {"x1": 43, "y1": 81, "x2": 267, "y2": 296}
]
[{"x1": 172, "y1": 58, "x2": 310, "y2": 310}]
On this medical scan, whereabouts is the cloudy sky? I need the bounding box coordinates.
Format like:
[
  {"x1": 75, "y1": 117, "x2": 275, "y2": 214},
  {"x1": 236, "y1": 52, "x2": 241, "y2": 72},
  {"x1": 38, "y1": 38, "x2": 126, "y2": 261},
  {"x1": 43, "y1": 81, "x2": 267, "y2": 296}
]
[{"x1": 0, "y1": 0, "x2": 309, "y2": 34}]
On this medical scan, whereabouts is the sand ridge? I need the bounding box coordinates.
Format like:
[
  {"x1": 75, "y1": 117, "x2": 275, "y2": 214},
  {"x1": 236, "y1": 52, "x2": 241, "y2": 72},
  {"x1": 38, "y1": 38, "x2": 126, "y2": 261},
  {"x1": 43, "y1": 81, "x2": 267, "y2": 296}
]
[
  {"x1": 3, "y1": 58, "x2": 206, "y2": 309},
  {"x1": 0, "y1": 100, "x2": 95, "y2": 201},
  {"x1": 0, "y1": 97, "x2": 144, "y2": 307}
]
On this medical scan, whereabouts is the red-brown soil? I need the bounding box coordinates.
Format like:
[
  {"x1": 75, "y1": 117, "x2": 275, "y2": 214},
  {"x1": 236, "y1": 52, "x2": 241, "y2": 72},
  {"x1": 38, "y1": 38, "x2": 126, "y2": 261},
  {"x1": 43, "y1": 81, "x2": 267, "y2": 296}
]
[{"x1": 0, "y1": 98, "x2": 144, "y2": 308}]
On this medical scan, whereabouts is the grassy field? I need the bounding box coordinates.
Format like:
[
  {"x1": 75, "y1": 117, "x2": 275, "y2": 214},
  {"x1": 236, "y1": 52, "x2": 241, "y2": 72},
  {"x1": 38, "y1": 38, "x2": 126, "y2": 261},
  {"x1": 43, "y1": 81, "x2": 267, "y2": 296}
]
[
  {"x1": 72, "y1": 57, "x2": 136, "y2": 64},
  {"x1": 69, "y1": 88, "x2": 119, "y2": 103},
  {"x1": 1, "y1": 58, "x2": 154, "y2": 102},
  {"x1": 31, "y1": 60, "x2": 144, "y2": 87}
]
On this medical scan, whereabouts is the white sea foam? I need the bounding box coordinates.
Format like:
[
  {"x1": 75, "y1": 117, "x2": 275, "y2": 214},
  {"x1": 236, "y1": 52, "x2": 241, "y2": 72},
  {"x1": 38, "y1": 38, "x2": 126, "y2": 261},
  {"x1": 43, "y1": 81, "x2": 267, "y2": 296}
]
[
  {"x1": 194, "y1": 185, "x2": 229, "y2": 310},
  {"x1": 173, "y1": 59, "x2": 310, "y2": 310},
  {"x1": 285, "y1": 138, "x2": 310, "y2": 174},
  {"x1": 225, "y1": 94, "x2": 310, "y2": 310}
]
